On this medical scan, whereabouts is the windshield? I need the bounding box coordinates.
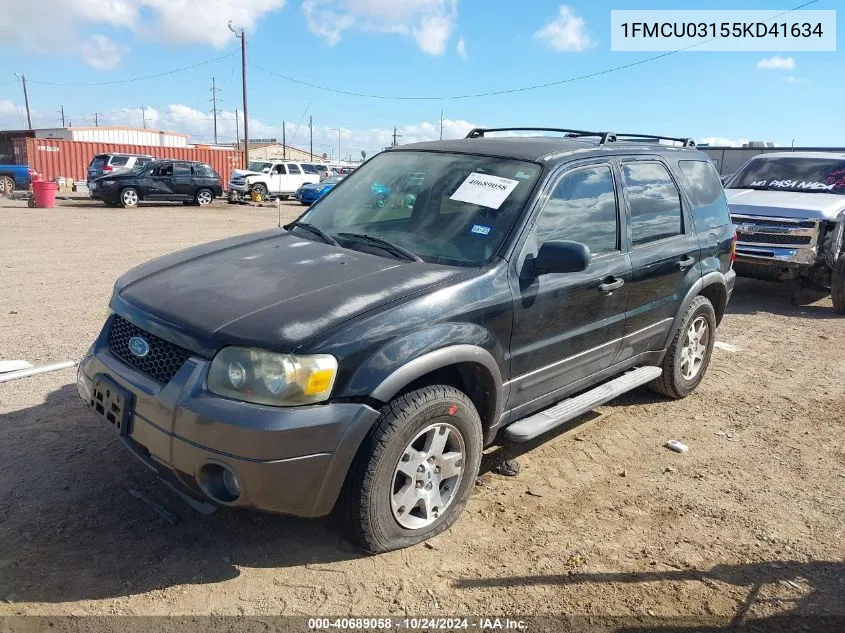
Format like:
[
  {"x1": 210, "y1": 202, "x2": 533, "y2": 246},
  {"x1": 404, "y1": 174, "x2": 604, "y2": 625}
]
[
  {"x1": 297, "y1": 150, "x2": 541, "y2": 266},
  {"x1": 247, "y1": 161, "x2": 273, "y2": 173},
  {"x1": 727, "y1": 156, "x2": 845, "y2": 194}
]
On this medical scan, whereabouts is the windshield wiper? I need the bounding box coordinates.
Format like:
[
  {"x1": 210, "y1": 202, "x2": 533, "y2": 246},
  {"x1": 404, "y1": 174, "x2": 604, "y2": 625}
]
[
  {"x1": 286, "y1": 221, "x2": 339, "y2": 246},
  {"x1": 336, "y1": 232, "x2": 423, "y2": 262}
]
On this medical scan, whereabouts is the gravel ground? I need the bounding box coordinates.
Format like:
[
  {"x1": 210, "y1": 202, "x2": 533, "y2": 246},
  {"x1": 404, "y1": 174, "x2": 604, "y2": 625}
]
[{"x1": 0, "y1": 198, "x2": 843, "y2": 626}]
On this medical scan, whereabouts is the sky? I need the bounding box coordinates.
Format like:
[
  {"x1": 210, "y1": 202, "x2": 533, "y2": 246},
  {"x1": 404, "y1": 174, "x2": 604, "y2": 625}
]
[{"x1": 0, "y1": 0, "x2": 842, "y2": 158}]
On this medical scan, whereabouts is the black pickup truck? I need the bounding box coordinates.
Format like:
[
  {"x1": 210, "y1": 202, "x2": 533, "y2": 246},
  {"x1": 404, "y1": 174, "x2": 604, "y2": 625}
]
[{"x1": 78, "y1": 127, "x2": 736, "y2": 553}]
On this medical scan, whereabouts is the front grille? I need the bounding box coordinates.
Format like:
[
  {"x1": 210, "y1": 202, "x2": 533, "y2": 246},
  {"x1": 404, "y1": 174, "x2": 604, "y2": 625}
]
[
  {"x1": 731, "y1": 216, "x2": 815, "y2": 229},
  {"x1": 108, "y1": 315, "x2": 191, "y2": 385},
  {"x1": 736, "y1": 232, "x2": 812, "y2": 246}
]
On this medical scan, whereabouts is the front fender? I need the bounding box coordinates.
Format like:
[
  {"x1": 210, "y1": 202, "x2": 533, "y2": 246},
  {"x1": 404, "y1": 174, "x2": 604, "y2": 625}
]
[{"x1": 345, "y1": 324, "x2": 506, "y2": 424}]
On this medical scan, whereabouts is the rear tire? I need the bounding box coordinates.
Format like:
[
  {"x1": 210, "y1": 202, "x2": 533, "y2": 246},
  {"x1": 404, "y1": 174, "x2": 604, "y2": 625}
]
[
  {"x1": 649, "y1": 296, "x2": 716, "y2": 399},
  {"x1": 0, "y1": 175, "x2": 14, "y2": 197},
  {"x1": 195, "y1": 188, "x2": 214, "y2": 206},
  {"x1": 342, "y1": 385, "x2": 482, "y2": 554},
  {"x1": 832, "y1": 255, "x2": 845, "y2": 315},
  {"x1": 119, "y1": 187, "x2": 139, "y2": 208}
]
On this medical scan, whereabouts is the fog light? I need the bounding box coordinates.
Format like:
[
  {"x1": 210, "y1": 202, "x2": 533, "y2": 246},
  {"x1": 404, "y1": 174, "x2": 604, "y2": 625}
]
[{"x1": 222, "y1": 468, "x2": 241, "y2": 498}]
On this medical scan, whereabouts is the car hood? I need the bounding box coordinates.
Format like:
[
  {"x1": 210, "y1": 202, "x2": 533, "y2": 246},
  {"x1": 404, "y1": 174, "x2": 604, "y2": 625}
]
[
  {"x1": 230, "y1": 169, "x2": 264, "y2": 179},
  {"x1": 299, "y1": 182, "x2": 328, "y2": 192},
  {"x1": 111, "y1": 229, "x2": 466, "y2": 357},
  {"x1": 726, "y1": 189, "x2": 845, "y2": 221}
]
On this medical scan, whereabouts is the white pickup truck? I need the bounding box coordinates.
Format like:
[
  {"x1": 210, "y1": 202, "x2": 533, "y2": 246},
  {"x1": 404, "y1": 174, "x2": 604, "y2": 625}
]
[{"x1": 228, "y1": 161, "x2": 320, "y2": 202}]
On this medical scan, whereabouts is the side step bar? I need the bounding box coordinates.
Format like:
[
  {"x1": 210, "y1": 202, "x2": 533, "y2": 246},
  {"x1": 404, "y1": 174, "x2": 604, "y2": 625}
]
[{"x1": 503, "y1": 366, "x2": 663, "y2": 443}]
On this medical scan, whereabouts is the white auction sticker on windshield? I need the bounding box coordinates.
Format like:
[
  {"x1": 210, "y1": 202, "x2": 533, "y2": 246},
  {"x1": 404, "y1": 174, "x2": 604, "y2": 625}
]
[{"x1": 449, "y1": 173, "x2": 520, "y2": 209}]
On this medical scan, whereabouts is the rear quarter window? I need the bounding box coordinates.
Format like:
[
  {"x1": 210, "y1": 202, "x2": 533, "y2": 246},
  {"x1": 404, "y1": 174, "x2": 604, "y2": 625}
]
[
  {"x1": 302, "y1": 164, "x2": 317, "y2": 174},
  {"x1": 678, "y1": 160, "x2": 730, "y2": 230}
]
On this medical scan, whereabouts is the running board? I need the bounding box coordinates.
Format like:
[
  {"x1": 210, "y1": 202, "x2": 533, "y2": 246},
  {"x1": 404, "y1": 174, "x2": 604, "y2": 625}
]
[{"x1": 503, "y1": 366, "x2": 663, "y2": 443}]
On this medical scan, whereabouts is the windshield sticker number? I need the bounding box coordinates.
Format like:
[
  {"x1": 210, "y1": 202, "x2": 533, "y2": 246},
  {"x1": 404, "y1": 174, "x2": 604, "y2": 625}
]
[
  {"x1": 751, "y1": 179, "x2": 836, "y2": 191},
  {"x1": 470, "y1": 224, "x2": 492, "y2": 236},
  {"x1": 450, "y1": 172, "x2": 520, "y2": 209}
]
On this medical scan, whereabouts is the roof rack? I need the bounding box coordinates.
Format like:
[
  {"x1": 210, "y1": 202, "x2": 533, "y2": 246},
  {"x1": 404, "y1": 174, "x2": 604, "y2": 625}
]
[
  {"x1": 464, "y1": 127, "x2": 697, "y2": 148},
  {"x1": 465, "y1": 127, "x2": 617, "y2": 145},
  {"x1": 614, "y1": 133, "x2": 696, "y2": 148}
]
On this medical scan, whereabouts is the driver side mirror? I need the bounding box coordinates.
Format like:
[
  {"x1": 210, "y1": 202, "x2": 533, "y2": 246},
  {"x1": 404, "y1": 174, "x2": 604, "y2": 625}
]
[{"x1": 533, "y1": 240, "x2": 591, "y2": 275}]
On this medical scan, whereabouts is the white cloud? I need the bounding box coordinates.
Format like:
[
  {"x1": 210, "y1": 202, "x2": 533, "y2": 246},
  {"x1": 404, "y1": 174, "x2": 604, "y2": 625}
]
[
  {"x1": 783, "y1": 75, "x2": 808, "y2": 84},
  {"x1": 756, "y1": 56, "x2": 796, "y2": 70},
  {"x1": 456, "y1": 37, "x2": 467, "y2": 60},
  {"x1": 301, "y1": 0, "x2": 458, "y2": 55},
  {"x1": 698, "y1": 136, "x2": 749, "y2": 147},
  {"x1": 534, "y1": 5, "x2": 593, "y2": 53},
  {"x1": 0, "y1": 0, "x2": 287, "y2": 69},
  {"x1": 81, "y1": 35, "x2": 124, "y2": 71}
]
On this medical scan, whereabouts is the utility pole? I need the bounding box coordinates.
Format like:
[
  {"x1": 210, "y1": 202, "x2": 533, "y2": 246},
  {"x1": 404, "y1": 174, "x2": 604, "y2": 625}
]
[
  {"x1": 141, "y1": 106, "x2": 147, "y2": 129},
  {"x1": 331, "y1": 128, "x2": 342, "y2": 164},
  {"x1": 58, "y1": 105, "x2": 65, "y2": 127},
  {"x1": 210, "y1": 77, "x2": 222, "y2": 145},
  {"x1": 440, "y1": 110, "x2": 443, "y2": 140},
  {"x1": 235, "y1": 109, "x2": 240, "y2": 150},
  {"x1": 90, "y1": 113, "x2": 102, "y2": 128},
  {"x1": 282, "y1": 120, "x2": 286, "y2": 160},
  {"x1": 309, "y1": 115, "x2": 313, "y2": 161},
  {"x1": 392, "y1": 126, "x2": 402, "y2": 147},
  {"x1": 229, "y1": 22, "x2": 249, "y2": 168},
  {"x1": 15, "y1": 74, "x2": 32, "y2": 129}
]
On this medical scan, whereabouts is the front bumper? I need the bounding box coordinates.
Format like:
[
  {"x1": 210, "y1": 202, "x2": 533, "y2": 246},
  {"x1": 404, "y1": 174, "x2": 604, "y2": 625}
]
[{"x1": 77, "y1": 319, "x2": 380, "y2": 517}]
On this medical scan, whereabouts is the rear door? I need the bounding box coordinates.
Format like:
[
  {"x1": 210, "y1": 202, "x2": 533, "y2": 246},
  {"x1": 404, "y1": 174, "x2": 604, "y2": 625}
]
[
  {"x1": 618, "y1": 158, "x2": 702, "y2": 357},
  {"x1": 285, "y1": 163, "x2": 304, "y2": 192},
  {"x1": 171, "y1": 161, "x2": 194, "y2": 199},
  {"x1": 507, "y1": 161, "x2": 631, "y2": 413}
]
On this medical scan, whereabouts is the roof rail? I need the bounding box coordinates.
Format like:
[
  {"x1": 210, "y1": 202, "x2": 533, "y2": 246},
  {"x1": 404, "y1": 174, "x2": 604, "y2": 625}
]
[
  {"x1": 614, "y1": 133, "x2": 697, "y2": 148},
  {"x1": 465, "y1": 127, "x2": 617, "y2": 145}
]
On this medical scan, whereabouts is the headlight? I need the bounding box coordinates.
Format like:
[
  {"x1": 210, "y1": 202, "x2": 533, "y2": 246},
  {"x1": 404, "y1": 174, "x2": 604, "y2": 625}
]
[{"x1": 207, "y1": 347, "x2": 337, "y2": 406}]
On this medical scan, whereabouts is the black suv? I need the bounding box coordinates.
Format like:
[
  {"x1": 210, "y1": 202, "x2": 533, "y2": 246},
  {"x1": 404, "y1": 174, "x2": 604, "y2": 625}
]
[
  {"x1": 78, "y1": 128, "x2": 736, "y2": 553},
  {"x1": 89, "y1": 159, "x2": 223, "y2": 208}
]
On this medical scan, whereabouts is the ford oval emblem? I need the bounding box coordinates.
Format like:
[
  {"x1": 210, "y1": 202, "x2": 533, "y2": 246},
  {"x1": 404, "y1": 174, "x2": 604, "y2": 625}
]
[{"x1": 128, "y1": 336, "x2": 150, "y2": 358}]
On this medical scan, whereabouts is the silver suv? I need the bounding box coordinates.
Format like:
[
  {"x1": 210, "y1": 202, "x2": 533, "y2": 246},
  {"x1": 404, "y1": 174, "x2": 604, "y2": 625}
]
[{"x1": 87, "y1": 153, "x2": 155, "y2": 182}]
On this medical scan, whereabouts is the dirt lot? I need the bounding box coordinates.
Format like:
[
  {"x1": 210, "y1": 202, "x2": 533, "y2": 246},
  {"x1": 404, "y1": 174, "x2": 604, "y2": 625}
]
[{"x1": 0, "y1": 198, "x2": 843, "y2": 625}]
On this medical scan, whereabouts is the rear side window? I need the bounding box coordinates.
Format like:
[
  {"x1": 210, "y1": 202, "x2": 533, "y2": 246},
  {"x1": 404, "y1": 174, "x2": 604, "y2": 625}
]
[
  {"x1": 622, "y1": 162, "x2": 683, "y2": 246},
  {"x1": 288, "y1": 164, "x2": 302, "y2": 175},
  {"x1": 173, "y1": 162, "x2": 191, "y2": 176},
  {"x1": 301, "y1": 164, "x2": 317, "y2": 174},
  {"x1": 110, "y1": 156, "x2": 130, "y2": 167},
  {"x1": 192, "y1": 164, "x2": 217, "y2": 178},
  {"x1": 678, "y1": 160, "x2": 730, "y2": 230},
  {"x1": 535, "y1": 165, "x2": 619, "y2": 255}
]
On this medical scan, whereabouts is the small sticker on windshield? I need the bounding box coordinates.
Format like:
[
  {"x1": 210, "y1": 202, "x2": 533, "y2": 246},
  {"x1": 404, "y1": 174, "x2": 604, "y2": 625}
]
[
  {"x1": 450, "y1": 172, "x2": 520, "y2": 209},
  {"x1": 514, "y1": 171, "x2": 532, "y2": 180},
  {"x1": 470, "y1": 224, "x2": 492, "y2": 236}
]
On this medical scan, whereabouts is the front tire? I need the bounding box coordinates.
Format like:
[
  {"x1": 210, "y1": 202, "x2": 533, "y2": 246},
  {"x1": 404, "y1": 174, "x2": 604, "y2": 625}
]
[
  {"x1": 119, "y1": 187, "x2": 139, "y2": 208},
  {"x1": 342, "y1": 385, "x2": 482, "y2": 553},
  {"x1": 0, "y1": 175, "x2": 14, "y2": 197},
  {"x1": 832, "y1": 255, "x2": 845, "y2": 315},
  {"x1": 649, "y1": 295, "x2": 716, "y2": 399},
  {"x1": 250, "y1": 183, "x2": 268, "y2": 200}
]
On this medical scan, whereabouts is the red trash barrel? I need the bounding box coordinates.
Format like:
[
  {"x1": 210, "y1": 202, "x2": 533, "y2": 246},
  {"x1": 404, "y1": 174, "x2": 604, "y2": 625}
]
[{"x1": 32, "y1": 180, "x2": 58, "y2": 209}]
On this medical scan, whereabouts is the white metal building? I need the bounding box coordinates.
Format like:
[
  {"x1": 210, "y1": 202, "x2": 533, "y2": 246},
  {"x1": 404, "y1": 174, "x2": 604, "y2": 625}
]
[{"x1": 33, "y1": 127, "x2": 189, "y2": 148}]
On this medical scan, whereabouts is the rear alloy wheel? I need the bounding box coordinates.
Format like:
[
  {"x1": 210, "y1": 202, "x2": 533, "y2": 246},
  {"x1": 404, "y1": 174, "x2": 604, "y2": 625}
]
[
  {"x1": 649, "y1": 295, "x2": 716, "y2": 399},
  {"x1": 195, "y1": 188, "x2": 214, "y2": 207},
  {"x1": 0, "y1": 175, "x2": 14, "y2": 197},
  {"x1": 832, "y1": 255, "x2": 845, "y2": 315},
  {"x1": 342, "y1": 385, "x2": 482, "y2": 553},
  {"x1": 120, "y1": 187, "x2": 139, "y2": 208}
]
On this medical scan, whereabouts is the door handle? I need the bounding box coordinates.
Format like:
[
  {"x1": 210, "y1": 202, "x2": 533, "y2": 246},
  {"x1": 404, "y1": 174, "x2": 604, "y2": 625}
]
[
  {"x1": 598, "y1": 277, "x2": 625, "y2": 293},
  {"x1": 678, "y1": 256, "x2": 696, "y2": 269}
]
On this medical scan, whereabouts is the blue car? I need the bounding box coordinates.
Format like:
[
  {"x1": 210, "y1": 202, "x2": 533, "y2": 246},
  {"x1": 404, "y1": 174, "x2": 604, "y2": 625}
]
[{"x1": 295, "y1": 176, "x2": 344, "y2": 205}]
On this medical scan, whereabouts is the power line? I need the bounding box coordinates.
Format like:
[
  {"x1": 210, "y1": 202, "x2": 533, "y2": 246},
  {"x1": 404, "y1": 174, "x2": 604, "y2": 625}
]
[
  {"x1": 26, "y1": 53, "x2": 235, "y2": 87},
  {"x1": 248, "y1": 0, "x2": 818, "y2": 101}
]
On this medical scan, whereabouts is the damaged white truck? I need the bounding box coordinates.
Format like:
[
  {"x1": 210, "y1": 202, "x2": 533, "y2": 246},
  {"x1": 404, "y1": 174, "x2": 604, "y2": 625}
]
[{"x1": 725, "y1": 152, "x2": 845, "y2": 313}]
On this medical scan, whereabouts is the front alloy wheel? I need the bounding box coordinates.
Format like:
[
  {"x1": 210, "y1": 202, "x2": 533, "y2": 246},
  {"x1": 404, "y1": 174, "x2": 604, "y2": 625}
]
[
  {"x1": 196, "y1": 189, "x2": 213, "y2": 206},
  {"x1": 391, "y1": 423, "x2": 465, "y2": 530},
  {"x1": 342, "y1": 385, "x2": 482, "y2": 553},
  {"x1": 0, "y1": 176, "x2": 13, "y2": 197}
]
